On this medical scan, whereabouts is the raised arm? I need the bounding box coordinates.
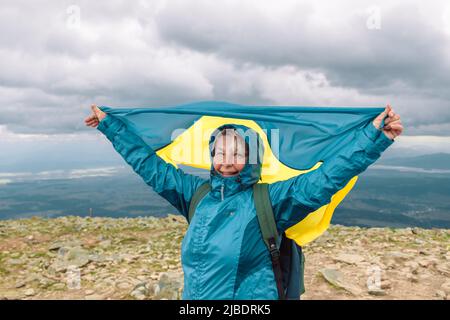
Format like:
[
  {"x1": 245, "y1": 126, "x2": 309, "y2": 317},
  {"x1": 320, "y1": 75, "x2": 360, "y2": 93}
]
[
  {"x1": 268, "y1": 105, "x2": 402, "y2": 233},
  {"x1": 87, "y1": 106, "x2": 207, "y2": 219}
]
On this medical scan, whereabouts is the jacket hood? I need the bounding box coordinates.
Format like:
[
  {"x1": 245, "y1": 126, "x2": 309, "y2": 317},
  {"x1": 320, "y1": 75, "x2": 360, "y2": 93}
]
[{"x1": 208, "y1": 123, "x2": 264, "y2": 199}]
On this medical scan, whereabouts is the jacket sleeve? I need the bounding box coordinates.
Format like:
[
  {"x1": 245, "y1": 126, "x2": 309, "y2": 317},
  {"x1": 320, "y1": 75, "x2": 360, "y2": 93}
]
[
  {"x1": 97, "y1": 114, "x2": 208, "y2": 219},
  {"x1": 268, "y1": 122, "x2": 394, "y2": 233}
]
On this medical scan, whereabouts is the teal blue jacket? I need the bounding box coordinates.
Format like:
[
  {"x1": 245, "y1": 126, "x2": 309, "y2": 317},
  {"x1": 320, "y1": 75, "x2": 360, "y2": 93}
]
[{"x1": 97, "y1": 114, "x2": 394, "y2": 299}]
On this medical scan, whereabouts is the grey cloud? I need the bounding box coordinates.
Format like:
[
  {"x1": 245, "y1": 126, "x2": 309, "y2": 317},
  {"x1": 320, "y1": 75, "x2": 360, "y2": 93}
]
[
  {"x1": 152, "y1": 0, "x2": 450, "y2": 135},
  {"x1": 155, "y1": 2, "x2": 450, "y2": 93},
  {"x1": 0, "y1": 0, "x2": 449, "y2": 136}
]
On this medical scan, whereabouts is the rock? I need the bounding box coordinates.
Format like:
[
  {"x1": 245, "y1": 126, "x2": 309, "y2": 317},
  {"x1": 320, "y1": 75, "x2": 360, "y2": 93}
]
[
  {"x1": 382, "y1": 252, "x2": 411, "y2": 263},
  {"x1": 88, "y1": 254, "x2": 106, "y2": 263},
  {"x1": 6, "y1": 258, "x2": 25, "y2": 265},
  {"x1": 441, "y1": 281, "x2": 450, "y2": 295},
  {"x1": 48, "y1": 240, "x2": 82, "y2": 252},
  {"x1": 130, "y1": 282, "x2": 149, "y2": 300},
  {"x1": 49, "y1": 247, "x2": 91, "y2": 273},
  {"x1": 319, "y1": 268, "x2": 362, "y2": 296},
  {"x1": 150, "y1": 273, "x2": 159, "y2": 281},
  {"x1": 153, "y1": 272, "x2": 183, "y2": 300},
  {"x1": 107, "y1": 254, "x2": 124, "y2": 263},
  {"x1": 415, "y1": 239, "x2": 426, "y2": 245},
  {"x1": 24, "y1": 289, "x2": 35, "y2": 296},
  {"x1": 418, "y1": 258, "x2": 438, "y2": 268},
  {"x1": 131, "y1": 291, "x2": 146, "y2": 300},
  {"x1": 436, "y1": 264, "x2": 450, "y2": 277},
  {"x1": 435, "y1": 290, "x2": 446, "y2": 299},
  {"x1": 123, "y1": 254, "x2": 138, "y2": 263},
  {"x1": 380, "y1": 280, "x2": 392, "y2": 290},
  {"x1": 57, "y1": 247, "x2": 71, "y2": 257},
  {"x1": 419, "y1": 273, "x2": 433, "y2": 281},
  {"x1": 14, "y1": 281, "x2": 26, "y2": 289},
  {"x1": 400, "y1": 227, "x2": 413, "y2": 235},
  {"x1": 85, "y1": 289, "x2": 95, "y2": 295},
  {"x1": 405, "y1": 261, "x2": 420, "y2": 274},
  {"x1": 334, "y1": 253, "x2": 365, "y2": 265},
  {"x1": 368, "y1": 288, "x2": 386, "y2": 296},
  {"x1": 145, "y1": 282, "x2": 160, "y2": 297},
  {"x1": 406, "y1": 273, "x2": 419, "y2": 283},
  {"x1": 52, "y1": 283, "x2": 66, "y2": 290},
  {"x1": 65, "y1": 247, "x2": 90, "y2": 267},
  {"x1": 99, "y1": 240, "x2": 112, "y2": 248},
  {"x1": 320, "y1": 269, "x2": 342, "y2": 286},
  {"x1": 48, "y1": 260, "x2": 68, "y2": 273},
  {"x1": 116, "y1": 282, "x2": 133, "y2": 290},
  {"x1": 136, "y1": 275, "x2": 147, "y2": 281}
]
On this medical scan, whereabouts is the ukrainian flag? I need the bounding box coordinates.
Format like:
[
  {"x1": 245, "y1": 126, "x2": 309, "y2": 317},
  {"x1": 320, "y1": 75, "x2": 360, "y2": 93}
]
[{"x1": 99, "y1": 101, "x2": 385, "y2": 246}]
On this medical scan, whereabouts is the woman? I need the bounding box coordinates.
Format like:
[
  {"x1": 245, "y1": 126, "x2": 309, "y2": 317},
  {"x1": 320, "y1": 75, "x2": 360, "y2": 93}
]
[{"x1": 85, "y1": 104, "x2": 403, "y2": 299}]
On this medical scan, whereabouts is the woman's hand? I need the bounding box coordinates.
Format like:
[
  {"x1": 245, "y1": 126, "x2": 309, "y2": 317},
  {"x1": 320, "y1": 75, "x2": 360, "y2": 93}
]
[
  {"x1": 84, "y1": 104, "x2": 106, "y2": 128},
  {"x1": 373, "y1": 104, "x2": 403, "y2": 140}
]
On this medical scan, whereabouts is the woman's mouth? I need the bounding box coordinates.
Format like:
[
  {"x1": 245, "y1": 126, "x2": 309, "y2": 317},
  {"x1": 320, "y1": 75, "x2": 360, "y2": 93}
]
[{"x1": 220, "y1": 171, "x2": 238, "y2": 177}]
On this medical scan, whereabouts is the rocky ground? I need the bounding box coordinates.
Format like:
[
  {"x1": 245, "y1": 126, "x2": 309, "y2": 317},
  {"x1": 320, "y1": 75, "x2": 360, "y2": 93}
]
[{"x1": 0, "y1": 215, "x2": 448, "y2": 300}]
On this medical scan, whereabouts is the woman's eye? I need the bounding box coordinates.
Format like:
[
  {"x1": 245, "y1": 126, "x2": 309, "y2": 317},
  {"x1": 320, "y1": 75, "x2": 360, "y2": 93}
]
[{"x1": 235, "y1": 154, "x2": 245, "y2": 162}]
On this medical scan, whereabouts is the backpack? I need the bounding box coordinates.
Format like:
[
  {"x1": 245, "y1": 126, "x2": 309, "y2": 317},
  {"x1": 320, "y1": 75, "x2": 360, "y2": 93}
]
[{"x1": 187, "y1": 182, "x2": 306, "y2": 300}]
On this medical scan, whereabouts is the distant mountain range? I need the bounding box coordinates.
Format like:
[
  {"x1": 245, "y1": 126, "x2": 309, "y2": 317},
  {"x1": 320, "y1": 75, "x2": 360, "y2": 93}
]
[
  {"x1": 378, "y1": 153, "x2": 450, "y2": 170},
  {"x1": 0, "y1": 151, "x2": 449, "y2": 228}
]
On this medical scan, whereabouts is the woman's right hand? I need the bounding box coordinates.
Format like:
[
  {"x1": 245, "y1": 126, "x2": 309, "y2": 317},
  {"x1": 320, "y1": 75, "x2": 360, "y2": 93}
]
[{"x1": 84, "y1": 104, "x2": 107, "y2": 128}]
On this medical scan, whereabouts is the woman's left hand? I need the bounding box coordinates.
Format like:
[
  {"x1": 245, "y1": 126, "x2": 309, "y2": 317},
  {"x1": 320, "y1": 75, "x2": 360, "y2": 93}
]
[
  {"x1": 373, "y1": 104, "x2": 403, "y2": 140},
  {"x1": 84, "y1": 104, "x2": 106, "y2": 128}
]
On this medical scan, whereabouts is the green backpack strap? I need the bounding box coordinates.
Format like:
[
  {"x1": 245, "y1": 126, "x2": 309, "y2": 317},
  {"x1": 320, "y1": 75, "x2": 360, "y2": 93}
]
[
  {"x1": 188, "y1": 182, "x2": 211, "y2": 224},
  {"x1": 253, "y1": 183, "x2": 286, "y2": 300},
  {"x1": 253, "y1": 183, "x2": 279, "y2": 247}
]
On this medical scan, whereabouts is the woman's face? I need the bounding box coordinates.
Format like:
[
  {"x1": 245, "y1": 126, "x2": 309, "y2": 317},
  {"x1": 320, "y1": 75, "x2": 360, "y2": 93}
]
[{"x1": 212, "y1": 130, "x2": 247, "y2": 177}]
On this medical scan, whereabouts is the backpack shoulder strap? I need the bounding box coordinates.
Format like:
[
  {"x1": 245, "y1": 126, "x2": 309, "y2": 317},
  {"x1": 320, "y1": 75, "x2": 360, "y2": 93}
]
[
  {"x1": 253, "y1": 183, "x2": 279, "y2": 247},
  {"x1": 188, "y1": 182, "x2": 211, "y2": 224},
  {"x1": 252, "y1": 183, "x2": 285, "y2": 300}
]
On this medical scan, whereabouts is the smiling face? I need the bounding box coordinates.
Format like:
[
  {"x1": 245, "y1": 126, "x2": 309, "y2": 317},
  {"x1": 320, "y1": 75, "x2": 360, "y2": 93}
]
[{"x1": 212, "y1": 129, "x2": 248, "y2": 177}]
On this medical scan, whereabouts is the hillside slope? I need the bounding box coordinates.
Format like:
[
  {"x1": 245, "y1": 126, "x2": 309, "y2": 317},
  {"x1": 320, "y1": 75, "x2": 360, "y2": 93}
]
[{"x1": 0, "y1": 215, "x2": 448, "y2": 300}]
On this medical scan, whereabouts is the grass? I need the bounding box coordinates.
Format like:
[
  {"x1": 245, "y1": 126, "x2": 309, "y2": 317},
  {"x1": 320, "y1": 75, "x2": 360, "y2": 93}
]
[
  {"x1": 117, "y1": 237, "x2": 147, "y2": 245},
  {"x1": 0, "y1": 264, "x2": 10, "y2": 276},
  {"x1": 30, "y1": 252, "x2": 49, "y2": 259}
]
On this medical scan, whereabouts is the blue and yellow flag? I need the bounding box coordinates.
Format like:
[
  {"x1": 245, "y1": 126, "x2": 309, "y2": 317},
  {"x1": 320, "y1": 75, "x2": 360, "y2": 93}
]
[{"x1": 99, "y1": 101, "x2": 385, "y2": 246}]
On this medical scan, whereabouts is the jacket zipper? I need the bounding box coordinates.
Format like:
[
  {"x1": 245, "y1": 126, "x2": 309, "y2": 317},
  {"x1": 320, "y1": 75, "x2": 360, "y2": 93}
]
[{"x1": 220, "y1": 181, "x2": 225, "y2": 201}]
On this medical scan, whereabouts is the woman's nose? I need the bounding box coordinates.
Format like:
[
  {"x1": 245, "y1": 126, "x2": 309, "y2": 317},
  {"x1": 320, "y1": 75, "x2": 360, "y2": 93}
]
[{"x1": 223, "y1": 153, "x2": 234, "y2": 164}]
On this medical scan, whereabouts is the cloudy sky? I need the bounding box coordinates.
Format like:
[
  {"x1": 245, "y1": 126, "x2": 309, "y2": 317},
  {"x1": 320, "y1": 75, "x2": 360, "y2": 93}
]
[{"x1": 1, "y1": 0, "x2": 450, "y2": 172}]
